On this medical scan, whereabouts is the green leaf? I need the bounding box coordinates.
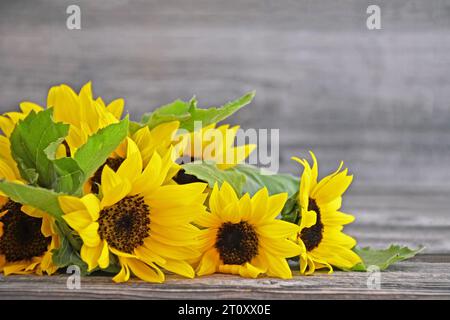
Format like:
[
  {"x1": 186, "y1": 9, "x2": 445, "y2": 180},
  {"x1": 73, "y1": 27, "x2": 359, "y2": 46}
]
[
  {"x1": 129, "y1": 120, "x2": 144, "y2": 135},
  {"x1": 10, "y1": 109, "x2": 84, "y2": 194},
  {"x1": 141, "y1": 91, "x2": 255, "y2": 131},
  {"x1": 229, "y1": 164, "x2": 299, "y2": 197},
  {"x1": 0, "y1": 180, "x2": 64, "y2": 218},
  {"x1": 180, "y1": 91, "x2": 255, "y2": 131},
  {"x1": 350, "y1": 245, "x2": 425, "y2": 271},
  {"x1": 52, "y1": 221, "x2": 88, "y2": 275},
  {"x1": 52, "y1": 158, "x2": 84, "y2": 195},
  {"x1": 280, "y1": 191, "x2": 300, "y2": 223},
  {"x1": 181, "y1": 161, "x2": 246, "y2": 194},
  {"x1": 73, "y1": 118, "x2": 129, "y2": 192},
  {"x1": 141, "y1": 99, "x2": 191, "y2": 129}
]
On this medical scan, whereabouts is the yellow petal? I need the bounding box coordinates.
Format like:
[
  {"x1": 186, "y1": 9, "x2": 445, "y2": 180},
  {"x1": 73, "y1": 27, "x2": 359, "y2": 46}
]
[
  {"x1": 19, "y1": 101, "x2": 43, "y2": 114},
  {"x1": 162, "y1": 259, "x2": 195, "y2": 279},
  {"x1": 127, "y1": 258, "x2": 165, "y2": 283},
  {"x1": 146, "y1": 183, "x2": 207, "y2": 209},
  {"x1": 321, "y1": 211, "x2": 355, "y2": 225},
  {"x1": 263, "y1": 252, "x2": 292, "y2": 279},
  {"x1": 116, "y1": 138, "x2": 143, "y2": 184},
  {"x1": 197, "y1": 248, "x2": 219, "y2": 276},
  {"x1": 58, "y1": 196, "x2": 85, "y2": 214},
  {"x1": 249, "y1": 187, "x2": 269, "y2": 224},
  {"x1": 218, "y1": 182, "x2": 239, "y2": 207},
  {"x1": 151, "y1": 204, "x2": 205, "y2": 226},
  {"x1": 144, "y1": 238, "x2": 201, "y2": 261},
  {"x1": 106, "y1": 99, "x2": 124, "y2": 120},
  {"x1": 100, "y1": 166, "x2": 131, "y2": 208},
  {"x1": 195, "y1": 212, "x2": 221, "y2": 228},
  {"x1": 113, "y1": 260, "x2": 130, "y2": 283},
  {"x1": 300, "y1": 210, "x2": 317, "y2": 230},
  {"x1": 78, "y1": 222, "x2": 101, "y2": 247},
  {"x1": 98, "y1": 240, "x2": 110, "y2": 269},
  {"x1": 80, "y1": 194, "x2": 101, "y2": 221},
  {"x1": 257, "y1": 220, "x2": 300, "y2": 238},
  {"x1": 260, "y1": 238, "x2": 302, "y2": 258},
  {"x1": 134, "y1": 245, "x2": 166, "y2": 266},
  {"x1": 62, "y1": 210, "x2": 93, "y2": 231},
  {"x1": 208, "y1": 183, "x2": 221, "y2": 216},
  {"x1": 130, "y1": 151, "x2": 162, "y2": 195},
  {"x1": 264, "y1": 192, "x2": 288, "y2": 220},
  {"x1": 81, "y1": 243, "x2": 102, "y2": 271},
  {"x1": 314, "y1": 171, "x2": 353, "y2": 203}
]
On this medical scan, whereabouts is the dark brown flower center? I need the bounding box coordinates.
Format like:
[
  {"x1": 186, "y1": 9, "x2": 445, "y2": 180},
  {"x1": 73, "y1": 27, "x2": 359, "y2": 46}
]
[
  {"x1": 0, "y1": 200, "x2": 51, "y2": 262},
  {"x1": 215, "y1": 221, "x2": 258, "y2": 265},
  {"x1": 173, "y1": 158, "x2": 205, "y2": 185},
  {"x1": 98, "y1": 195, "x2": 150, "y2": 253},
  {"x1": 90, "y1": 157, "x2": 124, "y2": 193},
  {"x1": 299, "y1": 198, "x2": 324, "y2": 251},
  {"x1": 173, "y1": 169, "x2": 205, "y2": 185}
]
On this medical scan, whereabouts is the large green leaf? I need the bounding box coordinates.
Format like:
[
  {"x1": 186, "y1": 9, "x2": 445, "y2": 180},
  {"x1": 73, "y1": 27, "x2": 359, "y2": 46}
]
[
  {"x1": 179, "y1": 91, "x2": 255, "y2": 131},
  {"x1": 350, "y1": 245, "x2": 425, "y2": 271},
  {"x1": 229, "y1": 164, "x2": 299, "y2": 197},
  {"x1": 140, "y1": 91, "x2": 255, "y2": 131},
  {"x1": 0, "y1": 180, "x2": 64, "y2": 218},
  {"x1": 181, "y1": 161, "x2": 246, "y2": 194},
  {"x1": 73, "y1": 118, "x2": 129, "y2": 192},
  {"x1": 10, "y1": 109, "x2": 84, "y2": 194}
]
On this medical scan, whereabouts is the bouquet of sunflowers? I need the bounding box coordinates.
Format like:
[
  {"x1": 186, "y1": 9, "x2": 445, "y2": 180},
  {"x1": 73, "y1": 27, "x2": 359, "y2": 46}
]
[{"x1": 0, "y1": 83, "x2": 421, "y2": 282}]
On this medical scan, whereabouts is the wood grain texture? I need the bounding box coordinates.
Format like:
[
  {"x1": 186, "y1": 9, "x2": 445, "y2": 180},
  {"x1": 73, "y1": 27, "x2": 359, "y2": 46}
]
[{"x1": 1, "y1": 257, "x2": 449, "y2": 299}]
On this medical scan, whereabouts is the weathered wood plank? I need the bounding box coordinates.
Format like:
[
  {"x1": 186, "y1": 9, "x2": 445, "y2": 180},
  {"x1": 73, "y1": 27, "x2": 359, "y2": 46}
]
[{"x1": 0, "y1": 257, "x2": 449, "y2": 299}]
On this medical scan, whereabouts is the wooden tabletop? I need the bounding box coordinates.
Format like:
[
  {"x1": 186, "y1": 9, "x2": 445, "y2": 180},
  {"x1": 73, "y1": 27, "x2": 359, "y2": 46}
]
[{"x1": 1, "y1": 255, "x2": 449, "y2": 299}]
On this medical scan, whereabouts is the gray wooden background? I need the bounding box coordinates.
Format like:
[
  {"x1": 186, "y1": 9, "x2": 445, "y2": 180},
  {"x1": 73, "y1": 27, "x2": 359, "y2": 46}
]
[{"x1": 0, "y1": 0, "x2": 449, "y2": 253}]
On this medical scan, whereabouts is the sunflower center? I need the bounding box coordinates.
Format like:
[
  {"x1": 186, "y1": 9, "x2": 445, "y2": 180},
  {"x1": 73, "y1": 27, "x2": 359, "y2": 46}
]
[
  {"x1": 215, "y1": 221, "x2": 258, "y2": 265},
  {"x1": 299, "y1": 198, "x2": 324, "y2": 251},
  {"x1": 98, "y1": 195, "x2": 150, "y2": 253},
  {"x1": 0, "y1": 200, "x2": 51, "y2": 262},
  {"x1": 173, "y1": 169, "x2": 205, "y2": 185},
  {"x1": 91, "y1": 157, "x2": 124, "y2": 193},
  {"x1": 173, "y1": 158, "x2": 205, "y2": 185}
]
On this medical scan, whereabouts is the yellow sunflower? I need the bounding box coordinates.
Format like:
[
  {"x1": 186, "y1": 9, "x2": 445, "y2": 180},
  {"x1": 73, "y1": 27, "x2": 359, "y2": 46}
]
[
  {"x1": 195, "y1": 182, "x2": 302, "y2": 279},
  {"x1": 292, "y1": 152, "x2": 361, "y2": 274},
  {"x1": 87, "y1": 121, "x2": 185, "y2": 193},
  {"x1": 0, "y1": 82, "x2": 123, "y2": 160},
  {"x1": 182, "y1": 123, "x2": 255, "y2": 169},
  {"x1": 0, "y1": 159, "x2": 59, "y2": 276},
  {"x1": 59, "y1": 138, "x2": 208, "y2": 283},
  {"x1": 173, "y1": 123, "x2": 256, "y2": 184},
  {"x1": 47, "y1": 81, "x2": 124, "y2": 155}
]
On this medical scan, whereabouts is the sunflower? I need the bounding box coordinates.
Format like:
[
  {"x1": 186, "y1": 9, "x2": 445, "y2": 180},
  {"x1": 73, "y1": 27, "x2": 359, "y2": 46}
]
[
  {"x1": 87, "y1": 121, "x2": 184, "y2": 193},
  {"x1": 0, "y1": 159, "x2": 59, "y2": 276},
  {"x1": 173, "y1": 123, "x2": 256, "y2": 184},
  {"x1": 59, "y1": 138, "x2": 208, "y2": 283},
  {"x1": 47, "y1": 81, "x2": 123, "y2": 155},
  {"x1": 292, "y1": 152, "x2": 361, "y2": 274},
  {"x1": 0, "y1": 82, "x2": 123, "y2": 161},
  {"x1": 195, "y1": 182, "x2": 302, "y2": 279}
]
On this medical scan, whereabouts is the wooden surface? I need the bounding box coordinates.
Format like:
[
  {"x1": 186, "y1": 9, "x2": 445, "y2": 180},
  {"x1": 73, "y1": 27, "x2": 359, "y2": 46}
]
[
  {"x1": 1, "y1": 255, "x2": 449, "y2": 299},
  {"x1": 0, "y1": 0, "x2": 449, "y2": 299}
]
